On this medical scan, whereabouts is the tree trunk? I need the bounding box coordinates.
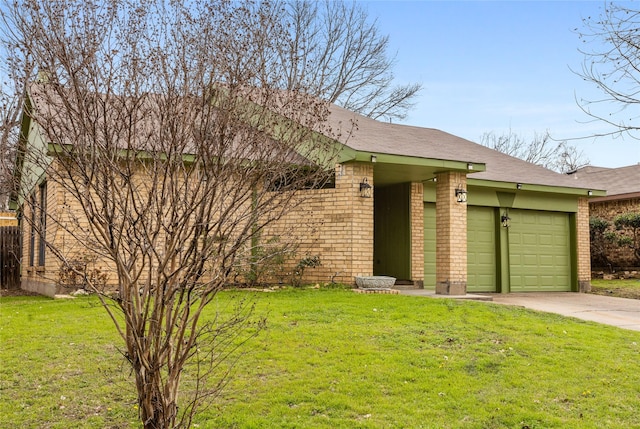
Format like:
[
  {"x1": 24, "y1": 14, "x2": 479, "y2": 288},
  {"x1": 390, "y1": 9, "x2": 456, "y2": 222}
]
[{"x1": 135, "y1": 362, "x2": 179, "y2": 429}]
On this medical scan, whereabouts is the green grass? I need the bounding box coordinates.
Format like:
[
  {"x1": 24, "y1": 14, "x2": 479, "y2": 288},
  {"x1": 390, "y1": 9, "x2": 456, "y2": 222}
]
[
  {"x1": 2, "y1": 289, "x2": 640, "y2": 428},
  {"x1": 591, "y1": 278, "x2": 640, "y2": 299}
]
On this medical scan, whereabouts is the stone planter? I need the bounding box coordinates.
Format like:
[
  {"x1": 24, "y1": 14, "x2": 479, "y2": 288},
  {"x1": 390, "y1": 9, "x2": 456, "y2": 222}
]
[{"x1": 355, "y1": 276, "x2": 396, "y2": 289}]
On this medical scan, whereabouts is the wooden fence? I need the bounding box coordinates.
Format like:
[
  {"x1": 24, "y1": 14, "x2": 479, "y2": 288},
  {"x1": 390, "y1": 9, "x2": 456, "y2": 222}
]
[{"x1": 0, "y1": 226, "x2": 21, "y2": 289}]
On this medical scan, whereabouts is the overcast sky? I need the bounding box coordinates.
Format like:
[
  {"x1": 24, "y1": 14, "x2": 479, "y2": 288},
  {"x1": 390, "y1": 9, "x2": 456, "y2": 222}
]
[{"x1": 363, "y1": 0, "x2": 640, "y2": 168}]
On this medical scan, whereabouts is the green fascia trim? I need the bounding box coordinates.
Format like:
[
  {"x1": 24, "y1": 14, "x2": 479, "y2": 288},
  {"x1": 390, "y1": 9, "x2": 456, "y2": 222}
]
[
  {"x1": 336, "y1": 144, "x2": 358, "y2": 164},
  {"x1": 569, "y1": 213, "x2": 579, "y2": 292},
  {"x1": 467, "y1": 178, "x2": 605, "y2": 197},
  {"x1": 342, "y1": 150, "x2": 487, "y2": 172},
  {"x1": 9, "y1": 96, "x2": 34, "y2": 208},
  {"x1": 424, "y1": 183, "x2": 580, "y2": 212},
  {"x1": 496, "y1": 208, "x2": 510, "y2": 294},
  {"x1": 15, "y1": 120, "x2": 50, "y2": 208},
  {"x1": 465, "y1": 187, "x2": 579, "y2": 212},
  {"x1": 47, "y1": 143, "x2": 203, "y2": 164}
]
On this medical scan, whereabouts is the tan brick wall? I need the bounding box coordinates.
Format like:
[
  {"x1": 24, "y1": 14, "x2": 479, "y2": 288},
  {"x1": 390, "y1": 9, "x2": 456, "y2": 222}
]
[
  {"x1": 0, "y1": 211, "x2": 18, "y2": 226},
  {"x1": 590, "y1": 197, "x2": 640, "y2": 268},
  {"x1": 435, "y1": 172, "x2": 467, "y2": 295},
  {"x1": 576, "y1": 197, "x2": 591, "y2": 292},
  {"x1": 410, "y1": 182, "x2": 424, "y2": 285},
  {"x1": 21, "y1": 168, "x2": 152, "y2": 295},
  {"x1": 22, "y1": 160, "x2": 376, "y2": 291},
  {"x1": 265, "y1": 162, "x2": 374, "y2": 284},
  {"x1": 21, "y1": 178, "x2": 60, "y2": 296}
]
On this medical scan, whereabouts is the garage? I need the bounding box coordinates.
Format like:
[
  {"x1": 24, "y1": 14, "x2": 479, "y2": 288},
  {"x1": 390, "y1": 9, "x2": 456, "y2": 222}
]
[
  {"x1": 424, "y1": 204, "x2": 573, "y2": 293},
  {"x1": 508, "y1": 209, "x2": 571, "y2": 292},
  {"x1": 467, "y1": 206, "x2": 496, "y2": 292}
]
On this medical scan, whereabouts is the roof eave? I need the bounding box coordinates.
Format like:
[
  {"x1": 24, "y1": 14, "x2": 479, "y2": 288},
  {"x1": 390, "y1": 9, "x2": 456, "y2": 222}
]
[
  {"x1": 468, "y1": 178, "x2": 606, "y2": 197},
  {"x1": 339, "y1": 148, "x2": 487, "y2": 173},
  {"x1": 589, "y1": 191, "x2": 640, "y2": 203}
]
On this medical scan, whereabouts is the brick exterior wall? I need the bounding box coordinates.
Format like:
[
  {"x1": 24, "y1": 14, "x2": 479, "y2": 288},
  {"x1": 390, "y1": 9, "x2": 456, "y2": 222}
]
[
  {"x1": 22, "y1": 178, "x2": 60, "y2": 296},
  {"x1": 0, "y1": 211, "x2": 18, "y2": 226},
  {"x1": 22, "y1": 161, "x2": 375, "y2": 293},
  {"x1": 410, "y1": 182, "x2": 424, "y2": 286},
  {"x1": 435, "y1": 171, "x2": 467, "y2": 295},
  {"x1": 265, "y1": 162, "x2": 374, "y2": 284},
  {"x1": 590, "y1": 197, "x2": 640, "y2": 268},
  {"x1": 576, "y1": 197, "x2": 591, "y2": 292}
]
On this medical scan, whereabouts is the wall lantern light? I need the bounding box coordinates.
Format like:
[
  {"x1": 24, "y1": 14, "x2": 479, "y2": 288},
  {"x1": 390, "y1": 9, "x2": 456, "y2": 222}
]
[
  {"x1": 588, "y1": 190, "x2": 593, "y2": 196},
  {"x1": 359, "y1": 178, "x2": 372, "y2": 198},
  {"x1": 467, "y1": 163, "x2": 474, "y2": 170},
  {"x1": 370, "y1": 155, "x2": 377, "y2": 163},
  {"x1": 455, "y1": 185, "x2": 467, "y2": 203},
  {"x1": 501, "y1": 212, "x2": 511, "y2": 228},
  {"x1": 516, "y1": 183, "x2": 523, "y2": 190}
]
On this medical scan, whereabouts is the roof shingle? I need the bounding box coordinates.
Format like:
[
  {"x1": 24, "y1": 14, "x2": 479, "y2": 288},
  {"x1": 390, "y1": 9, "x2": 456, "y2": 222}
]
[
  {"x1": 327, "y1": 104, "x2": 587, "y2": 189},
  {"x1": 569, "y1": 164, "x2": 640, "y2": 197}
]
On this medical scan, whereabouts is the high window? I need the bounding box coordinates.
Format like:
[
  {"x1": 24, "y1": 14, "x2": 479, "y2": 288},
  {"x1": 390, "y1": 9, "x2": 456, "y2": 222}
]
[
  {"x1": 37, "y1": 181, "x2": 47, "y2": 266},
  {"x1": 28, "y1": 192, "x2": 36, "y2": 267}
]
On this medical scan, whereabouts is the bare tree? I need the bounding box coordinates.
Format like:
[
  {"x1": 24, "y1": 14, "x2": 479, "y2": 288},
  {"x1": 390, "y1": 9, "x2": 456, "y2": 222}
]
[
  {"x1": 280, "y1": 0, "x2": 422, "y2": 122},
  {"x1": 577, "y1": 3, "x2": 640, "y2": 138},
  {"x1": 0, "y1": 34, "x2": 30, "y2": 209},
  {"x1": 0, "y1": 82, "x2": 22, "y2": 209},
  {"x1": 480, "y1": 129, "x2": 589, "y2": 173},
  {"x1": 4, "y1": 1, "x2": 340, "y2": 428}
]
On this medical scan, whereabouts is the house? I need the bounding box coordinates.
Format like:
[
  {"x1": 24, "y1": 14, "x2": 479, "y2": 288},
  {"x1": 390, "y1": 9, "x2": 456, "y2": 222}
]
[
  {"x1": 11, "y1": 85, "x2": 600, "y2": 296},
  {"x1": 568, "y1": 164, "x2": 640, "y2": 269}
]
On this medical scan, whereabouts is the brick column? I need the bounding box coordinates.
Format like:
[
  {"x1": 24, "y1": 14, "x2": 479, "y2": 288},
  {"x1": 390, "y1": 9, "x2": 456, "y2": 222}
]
[
  {"x1": 341, "y1": 162, "x2": 374, "y2": 279},
  {"x1": 410, "y1": 182, "x2": 424, "y2": 287},
  {"x1": 435, "y1": 171, "x2": 467, "y2": 295},
  {"x1": 576, "y1": 197, "x2": 591, "y2": 292}
]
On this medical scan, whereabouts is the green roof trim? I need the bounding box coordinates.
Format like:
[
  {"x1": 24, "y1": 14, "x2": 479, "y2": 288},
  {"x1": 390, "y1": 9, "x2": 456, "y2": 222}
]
[
  {"x1": 467, "y1": 178, "x2": 606, "y2": 197},
  {"x1": 339, "y1": 148, "x2": 487, "y2": 173}
]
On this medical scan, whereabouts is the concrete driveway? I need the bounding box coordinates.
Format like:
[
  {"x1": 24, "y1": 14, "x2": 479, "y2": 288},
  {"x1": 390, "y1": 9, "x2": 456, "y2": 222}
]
[
  {"x1": 489, "y1": 293, "x2": 640, "y2": 332},
  {"x1": 400, "y1": 290, "x2": 640, "y2": 331}
]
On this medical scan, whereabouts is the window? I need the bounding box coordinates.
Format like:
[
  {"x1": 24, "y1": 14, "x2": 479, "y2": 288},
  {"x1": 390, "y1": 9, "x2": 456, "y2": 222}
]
[
  {"x1": 267, "y1": 168, "x2": 336, "y2": 192},
  {"x1": 29, "y1": 192, "x2": 36, "y2": 267},
  {"x1": 38, "y1": 181, "x2": 47, "y2": 266}
]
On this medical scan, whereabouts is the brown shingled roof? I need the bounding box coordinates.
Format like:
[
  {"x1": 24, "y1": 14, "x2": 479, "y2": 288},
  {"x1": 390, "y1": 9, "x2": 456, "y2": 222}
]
[
  {"x1": 568, "y1": 164, "x2": 640, "y2": 197},
  {"x1": 327, "y1": 104, "x2": 586, "y2": 189}
]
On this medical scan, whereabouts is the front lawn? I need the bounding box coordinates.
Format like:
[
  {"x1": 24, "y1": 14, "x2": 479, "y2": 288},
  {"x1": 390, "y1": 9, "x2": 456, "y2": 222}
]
[
  {"x1": 590, "y1": 278, "x2": 640, "y2": 299},
  {"x1": 1, "y1": 289, "x2": 639, "y2": 428}
]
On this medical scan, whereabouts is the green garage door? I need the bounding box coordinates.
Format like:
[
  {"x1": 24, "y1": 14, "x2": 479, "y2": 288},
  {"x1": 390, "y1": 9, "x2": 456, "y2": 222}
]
[
  {"x1": 509, "y1": 210, "x2": 571, "y2": 291},
  {"x1": 467, "y1": 206, "x2": 496, "y2": 292},
  {"x1": 423, "y1": 203, "x2": 436, "y2": 289}
]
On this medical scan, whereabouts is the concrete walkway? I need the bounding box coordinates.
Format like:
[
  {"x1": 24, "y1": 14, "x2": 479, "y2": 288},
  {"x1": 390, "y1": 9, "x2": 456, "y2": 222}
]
[{"x1": 399, "y1": 290, "x2": 640, "y2": 332}]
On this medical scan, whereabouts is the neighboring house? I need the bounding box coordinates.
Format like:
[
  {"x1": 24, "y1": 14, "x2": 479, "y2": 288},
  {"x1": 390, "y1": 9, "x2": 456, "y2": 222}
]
[
  {"x1": 568, "y1": 164, "x2": 640, "y2": 269},
  {"x1": 12, "y1": 87, "x2": 599, "y2": 296}
]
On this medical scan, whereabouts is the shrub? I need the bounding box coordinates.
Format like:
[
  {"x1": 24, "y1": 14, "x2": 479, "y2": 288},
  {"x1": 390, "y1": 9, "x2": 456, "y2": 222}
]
[{"x1": 291, "y1": 255, "x2": 321, "y2": 287}]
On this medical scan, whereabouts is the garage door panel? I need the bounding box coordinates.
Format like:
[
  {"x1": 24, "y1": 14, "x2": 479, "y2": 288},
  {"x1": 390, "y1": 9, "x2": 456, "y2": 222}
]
[
  {"x1": 540, "y1": 276, "x2": 556, "y2": 287},
  {"x1": 476, "y1": 231, "x2": 493, "y2": 242},
  {"x1": 467, "y1": 206, "x2": 496, "y2": 292},
  {"x1": 509, "y1": 210, "x2": 571, "y2": 292},
  {"x1": 477, "y1": 274, "x2": 494, "y2": 285},
  {"x1": 423, "y1": 203, "x2": 436, "y2": 289},
  {"x1": 477, "y1": 254, "x2": 493, "y2": 264},
  {"x1": 539, "y1": 234, "x2": 553, "y2": 246},
  {"x1": 539, "y1": 255, "x2": 554, "y2": 266}
]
